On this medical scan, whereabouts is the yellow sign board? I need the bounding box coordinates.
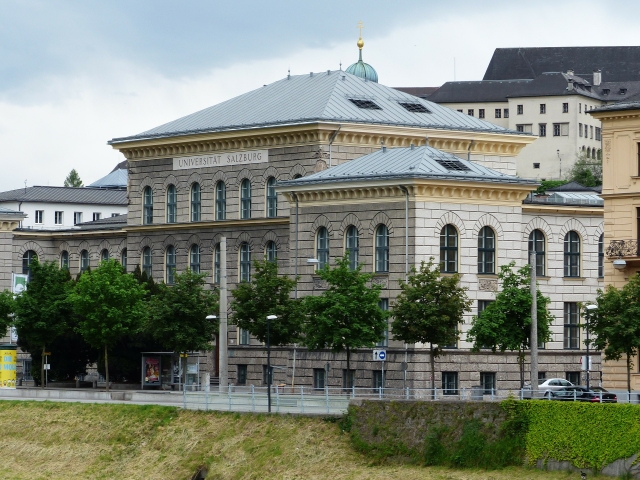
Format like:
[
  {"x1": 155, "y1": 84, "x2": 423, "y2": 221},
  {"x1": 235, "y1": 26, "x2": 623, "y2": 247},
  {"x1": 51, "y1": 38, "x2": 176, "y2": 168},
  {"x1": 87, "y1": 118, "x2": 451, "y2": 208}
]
[{"x1": 0, "y1": 347, "x2": 17, "y2": 388}]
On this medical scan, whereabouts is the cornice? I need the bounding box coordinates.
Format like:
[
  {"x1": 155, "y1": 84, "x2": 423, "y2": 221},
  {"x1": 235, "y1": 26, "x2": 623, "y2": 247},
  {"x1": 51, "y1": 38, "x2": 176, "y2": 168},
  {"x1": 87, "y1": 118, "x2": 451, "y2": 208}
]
[
  {"x1": 522, "y1": 205, "x2": 604, "y2": 216},
  {"x1": 13, "y1": 229, "x2": 126, "y2": 240},
  {"x1": 590, "y1": 110, "x2": 640, "y2": 121},
  {"x1": 0, "y1": 220, "x2": 21, "y2": 232},
  {"x1": 111, "y1": 122, "x2": 535, "y2": 161},
  {"x1": 599, "y1": 191, "x2": 640, "y2": 200},
  {"x1": 124, "y1": 217, "x2": 289, "y2": 233}
]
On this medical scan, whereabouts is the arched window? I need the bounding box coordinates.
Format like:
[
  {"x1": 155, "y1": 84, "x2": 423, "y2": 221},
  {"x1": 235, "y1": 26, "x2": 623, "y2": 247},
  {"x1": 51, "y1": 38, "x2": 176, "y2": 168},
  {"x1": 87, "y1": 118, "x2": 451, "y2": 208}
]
[
  {"x1": 190, "y1": 244, "x2": 200, "y2": 273},
  {"x1": 240, "y1": 179, "x2": 251, "y2": 219},
  {"x1": 598, "y1": 233, "x2": 604, "y2": 278},
  {"x1": 564, "y1": 231, "x2": 580, "y2": 277},
  {"x1": 239, "y1": 243, "x2": 251, "y2": 282},
  {"x1": 440, "y1": 225, "x2": 458, "y2": 273},
  {"x1": 266, "y1": 241, "x2": 277, "y2": 262},
  {"x1": 375, "y1": 224, "x2": 389, "y2": 273},
  {"x1": 80, "y1": 250, "x2": 90, "y2": 272},
  {"x1": 266, "y1": 177, "x2": 277, "y2": 218},
  {"x1": 191, "y1": 183, "x2": 201, "y2": 222},
  {"x1": 60, "y1": 251, "x2": 69, "y2": 270},
  {"x1": 213, "y1": 243, "x2": 220, "y2": 284},
  {"x1": 166, "y1": 184, "x2": 177, "y2": 223},
  {"x1": 528, "y1": 229, "x2": 545, "y2": 276},
  {"x1": 22, "y1": 250, "x2": 37, "y2": 276},
  {"x1": 142, "y1": 247, "x2": 152, "y2": 277},
  {"x1": 345, "y1": 225, "x2": 359, "y2": 270},
  {"x1": 165, "y1": 246, "x2": 176, "y2": 284},
  {"x1": 143, "y1": 186, "x2": 153, "y2": 225},
  {"x1": 215, "y1": 181, "x2": 226, "y2": 221},
  {"x1": 121, "y1": 248, "x2": 128, "y2": 269},
  {"x1": 100, "y1": 249, "x2": 109, "y2": 262},
  {"x1": 293, "y1": 174, "x2": 303, "y2": 179},
  {"x1": 597, "y1": 149, "x2": 602, "y2": 160},
  {"x1": 317, "y1": 227, "x2": 329, "y2": 270},
  {"x1": 477, "y1": 226, "x2": 495, "y2": 274}
]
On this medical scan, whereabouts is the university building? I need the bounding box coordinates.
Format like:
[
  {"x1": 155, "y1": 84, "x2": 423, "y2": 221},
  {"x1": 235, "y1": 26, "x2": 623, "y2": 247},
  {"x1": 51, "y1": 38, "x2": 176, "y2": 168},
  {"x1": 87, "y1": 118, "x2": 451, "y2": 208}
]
[{"x1": 0, "y1": 41, "x2": 606, "y2": 392}]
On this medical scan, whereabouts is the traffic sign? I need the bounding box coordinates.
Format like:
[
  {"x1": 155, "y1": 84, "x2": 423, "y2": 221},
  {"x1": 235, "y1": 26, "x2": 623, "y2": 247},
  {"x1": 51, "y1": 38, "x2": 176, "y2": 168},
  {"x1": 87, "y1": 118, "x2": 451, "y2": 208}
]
[
  {"x1": 43, "y1": 352, "x2": 51, "y2": 356},
  {"x1": 373, "y1": 349, "x2": 386, "y2": 361},
  {"x1": 44, "y1": 364, "x2": 50, "y2": 370}
]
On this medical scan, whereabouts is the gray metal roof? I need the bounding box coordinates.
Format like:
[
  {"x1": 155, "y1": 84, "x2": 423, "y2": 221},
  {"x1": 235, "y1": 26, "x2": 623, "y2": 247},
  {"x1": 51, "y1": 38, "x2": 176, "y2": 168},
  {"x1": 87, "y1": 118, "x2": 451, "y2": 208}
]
[
  {"x1": 0, "y1": 207, "x2": 24, "y2": 215},
  {"x1": 88, "y1": 168, "x2": 128, "y2": 188},
  {"x1": 278, "y1": 146, "x2": 537, "y2": 187},
  {"x1": 0, "y1": 186, "x2": 127, "y2": 205},
  {"x1": 77, "y1": 214, "x2": 128, "y2": 230},
  {"x1": 109, "y1": 71, "x2": 527, "y2": 144},
  {"x1": 591, "y1": 99, "x2": 640, "y2": 113},
  {"x1": 545, "y1": 181, "x2": 601, "y2": 193}
]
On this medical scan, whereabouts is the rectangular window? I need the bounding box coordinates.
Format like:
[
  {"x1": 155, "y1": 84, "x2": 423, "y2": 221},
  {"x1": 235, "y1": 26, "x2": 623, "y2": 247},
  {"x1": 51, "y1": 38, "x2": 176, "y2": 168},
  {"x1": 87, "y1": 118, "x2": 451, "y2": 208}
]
[
  {"x1": 517, "y1": 125, "x2": 524, "y2": 133},
  {"x1": 553, "y1": 124, "x2": 561, "y2": 136},
  {"x1": 540, "y1": 103, "x2": 546, "y2": 114},
  {"x1": 517, "y1": 104, "x2": 523, "y2": 115},
  {"x1": 561, "y1": 123, "x2": 569, "y2": 136},
  {"x1": 494, "y1": 108, "x2": 501, "y2": 118},
  {"x1": 73, "y1": 212, "x2": 82, "y2": 225},
  {"x1": 237, "y1": 365, "x2": 247, "y2": 385},
  {"x1": 579, "y1": 103, "x2": 582, "y2": 113},
  {"x1": 563, "y1": 103, "x2": 569, "y2": 113},
  {"x1": 504, "y1": 108, "x2": 509, "y2": 118},
  {"x1": 595, "y1": 127, "x2": 601, "y2": 141},
  {"x1": 564, "y1": 302, "x2": 580, "y2": 349},
  {"x1": 262, "y1": 365, "x2": 273, "y2": 385},
  {"x1": 54, "y1": 211, "x2": 63, "y2": 225},
  {"x1": 111, "y1": 213, "x2": 119, "y2": 217},
  {"x1": 34, "y1": 210, "x2": 43, "y2": 224},
  {"x1": 590, "y1": 125, "x2": 594, "y2": 139},
  {"x1": 342, "y1": 369, "x2": 355, "y2": 389},
  {"x1": 467, "y1": 109, "x2": 474, "y2": 116},
  {"x1": 376, "y1": 299, "x2": 389, "y2": 347},
  {"x1": 539, "y1": 124, "x2": 546, "y2": 137},
  {"x1": 442, "y1": 372, "x2": 458, "y2": 395},
  {"x1": 92, "y1": 212, "x2": 101, "y2": 222},
  {"x1": 480, "y1": 372, "x2": 496, "y2": 394},
  {"x1": 533, "y1": 163, "x2": 540, "y2": 169},
  {"x1": 538, "y1": 371, "x2": 546, "y2": 381},
  {"x1": 478, "y1": 109, "x2": 485, "y2": 119},
  {"x1": 566, "y1": 372, "x2": 581, "y2": 385},
  {"x1": 313, "y1": 368, "x2": 326, "y2": 390},
  {"x1": 372, "y1": 370, "x2": 383, "y2": 390},
  {"x1": 516, "y1": 124, "x2": 532, "y2": 133},
  {"x1": 579, "y1": 123, "x2": 583, "y2": 137},
  {"x1": 238, "y1": 328, "x2": 250, "y2": 345},
  {"x1": 457, "y1": 109, "x2": 463, "y2": 113}
]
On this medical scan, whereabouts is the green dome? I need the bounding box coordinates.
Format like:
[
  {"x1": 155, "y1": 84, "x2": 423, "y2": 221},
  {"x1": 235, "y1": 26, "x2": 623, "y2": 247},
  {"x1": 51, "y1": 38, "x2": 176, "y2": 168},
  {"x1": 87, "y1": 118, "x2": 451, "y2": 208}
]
[{"x1": 346, "y1": 49, "x2": 378, "y2": 83}]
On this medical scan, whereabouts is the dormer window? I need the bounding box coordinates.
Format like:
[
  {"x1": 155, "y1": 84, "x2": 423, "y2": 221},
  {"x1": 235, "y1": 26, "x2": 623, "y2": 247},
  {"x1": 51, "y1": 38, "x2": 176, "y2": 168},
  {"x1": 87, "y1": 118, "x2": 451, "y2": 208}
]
[
  {"x1": 620, "y1": 88, "x2": 627, "y2": 95},
  {"x1": 349, "y1": 98, "x2": 381, "y2": 110},
  {"x1": 435, "y1": 159, "x2": 471, "y2": 172},
  {"x1": 602, "y1": 89, "x2": 610, "y2": 95},
  {"x1": 399, "y1": 102, "x2": 430, "y2": 113}
]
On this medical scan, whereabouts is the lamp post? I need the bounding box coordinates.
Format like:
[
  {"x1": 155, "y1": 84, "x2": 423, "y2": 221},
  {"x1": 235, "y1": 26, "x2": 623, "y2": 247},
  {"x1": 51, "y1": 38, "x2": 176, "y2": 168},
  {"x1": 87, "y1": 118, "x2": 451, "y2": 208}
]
[
  {"x1": 206, "y1": 314, "x2": 218, "y2": 391},
  {"x1": 266, "y1": 314, "x2": 278, "y2": 413},
  {"x1": 585, "y1": 304, "x2": 597, "y2": 390}
]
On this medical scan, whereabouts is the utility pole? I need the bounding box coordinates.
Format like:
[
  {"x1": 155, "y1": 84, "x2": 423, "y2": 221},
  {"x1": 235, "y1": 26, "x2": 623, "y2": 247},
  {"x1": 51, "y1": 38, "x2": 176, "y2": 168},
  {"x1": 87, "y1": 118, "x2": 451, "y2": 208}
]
[
  {"x1": 219, "y1": 236, "x2": 228, "y2": 392},
  {"x1": 530, "y1": 251, "x2": 539, "y2": 397}
]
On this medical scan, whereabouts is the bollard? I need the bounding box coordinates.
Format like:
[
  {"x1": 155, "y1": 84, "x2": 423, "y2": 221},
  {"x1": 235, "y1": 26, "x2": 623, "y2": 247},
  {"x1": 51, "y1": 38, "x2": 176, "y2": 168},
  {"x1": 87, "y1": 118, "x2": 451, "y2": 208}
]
[
  {"x1": 276, "y1": 384, "x2": 280, "y2": 413},
  {"x1": 325, "y1": 385, "x2": 330, "y2": 414},
  {"x1": 251, "y1": 384, "x2": 255, "y2": 413},
  {"x1": 352, "y1": 385, "x2": 355, "y2": 399},
  {"x1": 491, "y1": 388, "x2": 495, "y2": 402},
  {"x1": 205, "y1": 389, "x2": 209, "y2": 411},
  {"x1": 378, "y1": 386, "x2": 382, "y2": 399},
  {"x1": 405, "y1": 386, "x2": 409, "y2": 400},
  {"x1": 228, "y1": 384, "x2": 232, "y2": 411},
  {"x1": 300, "y1": 385, "x2": 304, "y2": 414},
  {"x1": 183, "y1": 387, "x2": 187, "y2": 409}
]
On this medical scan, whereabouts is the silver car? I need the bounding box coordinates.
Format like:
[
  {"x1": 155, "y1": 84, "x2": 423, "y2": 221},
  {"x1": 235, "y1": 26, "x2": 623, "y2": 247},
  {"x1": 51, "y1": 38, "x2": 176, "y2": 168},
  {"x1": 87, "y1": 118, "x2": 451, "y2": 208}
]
[{"x1": 523, "y1": 378, "x2": 574, "y2": 398}]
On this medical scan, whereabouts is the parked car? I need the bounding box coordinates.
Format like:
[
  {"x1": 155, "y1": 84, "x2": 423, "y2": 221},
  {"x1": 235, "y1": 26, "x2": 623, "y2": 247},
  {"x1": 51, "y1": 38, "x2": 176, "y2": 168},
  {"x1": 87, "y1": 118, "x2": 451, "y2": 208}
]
[
  {"x1": 548, "y1": 386, "x2": 617, "y2": 403},
  {"x1": 522, "y1": 378, "x2": 574, "y2": 398}
]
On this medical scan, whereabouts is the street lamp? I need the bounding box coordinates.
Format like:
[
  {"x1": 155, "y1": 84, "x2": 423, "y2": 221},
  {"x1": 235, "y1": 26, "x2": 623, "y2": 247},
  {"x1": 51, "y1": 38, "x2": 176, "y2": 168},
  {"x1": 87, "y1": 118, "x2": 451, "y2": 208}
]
[
  {"x1": 585, "y1": 304, "x2": 597, "y2": 390},
  {"x1": 266, "y1": 314, "x2": 278, "y2": 413}
]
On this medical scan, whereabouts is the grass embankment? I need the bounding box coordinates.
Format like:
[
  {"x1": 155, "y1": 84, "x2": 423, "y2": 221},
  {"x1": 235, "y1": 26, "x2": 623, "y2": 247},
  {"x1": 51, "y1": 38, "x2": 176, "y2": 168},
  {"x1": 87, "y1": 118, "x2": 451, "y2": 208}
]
[{"x1": 0, "y1": 401, "x2": 584, "y2": 480}]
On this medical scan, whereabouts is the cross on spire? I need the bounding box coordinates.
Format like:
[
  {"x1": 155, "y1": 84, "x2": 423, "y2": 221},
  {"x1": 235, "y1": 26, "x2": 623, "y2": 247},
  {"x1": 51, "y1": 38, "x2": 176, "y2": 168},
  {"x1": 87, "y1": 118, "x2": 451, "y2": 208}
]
[{"x1": 357, "y1": 21, "x2": 364, "y2": 38}]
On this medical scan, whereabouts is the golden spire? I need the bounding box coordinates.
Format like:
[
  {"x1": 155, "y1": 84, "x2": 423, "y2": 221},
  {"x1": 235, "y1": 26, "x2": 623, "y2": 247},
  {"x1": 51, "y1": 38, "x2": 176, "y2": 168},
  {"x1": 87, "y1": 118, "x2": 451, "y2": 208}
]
[{"x1": 357, "y1": 21, "x2": 364, "y2": 49}]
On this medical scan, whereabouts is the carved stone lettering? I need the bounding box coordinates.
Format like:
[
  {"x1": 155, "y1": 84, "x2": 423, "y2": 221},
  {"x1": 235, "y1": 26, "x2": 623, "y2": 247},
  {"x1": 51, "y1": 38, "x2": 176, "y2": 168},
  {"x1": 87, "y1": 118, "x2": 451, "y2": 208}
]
[{"x1": 478, "y1": 278, "x2": 498, "y2": 291}]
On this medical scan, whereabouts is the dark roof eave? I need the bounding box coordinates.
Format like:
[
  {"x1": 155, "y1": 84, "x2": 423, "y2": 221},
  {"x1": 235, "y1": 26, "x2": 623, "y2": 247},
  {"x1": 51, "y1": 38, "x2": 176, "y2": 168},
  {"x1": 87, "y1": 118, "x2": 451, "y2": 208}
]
[{"x1": 108, "y1": 117, "x2": 529, "y2": 145}]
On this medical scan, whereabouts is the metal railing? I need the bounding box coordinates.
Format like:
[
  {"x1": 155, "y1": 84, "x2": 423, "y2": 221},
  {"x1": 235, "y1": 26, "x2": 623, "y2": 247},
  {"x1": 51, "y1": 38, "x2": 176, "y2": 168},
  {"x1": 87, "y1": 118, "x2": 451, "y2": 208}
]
[
  {"x1": 181, "y1": 385, "x2": 640, "y2": 414},
  {"x1": 606, "y1": 239, "x2": 639, "y2": 257}
]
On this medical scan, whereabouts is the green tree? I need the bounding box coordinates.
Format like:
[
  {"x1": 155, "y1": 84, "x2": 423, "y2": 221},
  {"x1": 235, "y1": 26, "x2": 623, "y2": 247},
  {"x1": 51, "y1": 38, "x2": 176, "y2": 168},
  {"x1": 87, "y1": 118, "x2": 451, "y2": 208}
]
[
  {"x1": 148, "y1": 269, "x2": 219, "y2": 386},
  {"x1": 467, "y1": 262, "x2": 554, "y2": 387},
  {"x1": 0, "y1": 290, "x2": 15, "y2": 334},
  {"x1": 71, "y1": 259, "x2": 147, "y2": 391},
  {"x1": 63, "y1": 169, "x2": 83, "y2": 187},
  {"x1": 589, "y1": 275, "x2": 640, "y2": 394},
  {"x1": 567, "y1": 151, "x2": 602, "y2": 187},
  {"x1": 302, "y1": 255, "x2": 388, "y2": 388},
  {"x1": 535, "y1": 180, "x2": 568, "y2": 194},
  {"x1": 391, "y1": 259, "x2": 471, "y2": 394},
  {"x1": 13, "y1": 260, "x2": 73, "y2": 387},
  {"x1": 230, "y1": 259, "x2": 302, "y2": 345}
]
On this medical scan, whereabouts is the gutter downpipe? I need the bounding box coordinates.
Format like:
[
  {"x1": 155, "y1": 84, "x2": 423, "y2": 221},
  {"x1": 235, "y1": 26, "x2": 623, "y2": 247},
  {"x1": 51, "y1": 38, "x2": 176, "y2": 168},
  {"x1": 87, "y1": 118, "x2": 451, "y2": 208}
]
[
  {"x1": 291, "y1": 192, "x2": 299, "y2": 298},
  {"x1": 328, "y1": 125, "x2": 342, "y2": 168},
  {"x1": 397, "y1": 185, "x2": 409, "y2": 282}
]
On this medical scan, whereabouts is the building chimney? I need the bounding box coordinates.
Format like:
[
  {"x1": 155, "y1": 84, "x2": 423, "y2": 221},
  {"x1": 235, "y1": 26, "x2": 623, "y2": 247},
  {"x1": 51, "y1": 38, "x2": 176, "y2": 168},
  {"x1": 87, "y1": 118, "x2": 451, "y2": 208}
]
[
  {"x1": 567, "y1": 70, "x2": 574, "y2": 76},
  {"x1": 567, "y1": 79, "x2": 574, "y2": 91},
  {"x1": 593, "y1": 69, "x2": 602, "y2": 86}
]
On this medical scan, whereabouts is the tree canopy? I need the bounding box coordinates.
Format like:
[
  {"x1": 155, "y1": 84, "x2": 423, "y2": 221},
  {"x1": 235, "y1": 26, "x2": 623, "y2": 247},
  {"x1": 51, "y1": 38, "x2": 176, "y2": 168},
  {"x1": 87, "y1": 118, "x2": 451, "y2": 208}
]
[
  {"x1": 567, "y1": 152, "x2": 602, "y2": 187},
  {"x1": 466, "y1": 262, "x2": 553, "y2": 387},
  {"x1": 63, "y1": 169, "x2": 83, "y2": 187},
  {"x1": 0, "y1": 290, "x2": 15, "y2": 335},
  {"x1": 302, "y1": 255, "x2": 388, "y2": 387},
  {"x1": 391, "y1": 259, "x2": 471, "y2": 392},
  {"x1": 589, "y1": 275, "x2": 640, "y2": 393},
  {"x1": 230, "y1": 259, "x2": 302, "y2": 345}
]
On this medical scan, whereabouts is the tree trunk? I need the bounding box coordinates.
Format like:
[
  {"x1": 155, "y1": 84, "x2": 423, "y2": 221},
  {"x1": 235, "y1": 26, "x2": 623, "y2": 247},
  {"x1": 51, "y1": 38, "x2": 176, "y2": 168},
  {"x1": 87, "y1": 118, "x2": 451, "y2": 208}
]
[
  {"x1": 519, "y1": 349, "x2": 525, "y2": 388},
  {"x1": 346, "y1": 347, "x2": 351, "y2": 389},
  {"x1": 104, "y1": 344, "x2": 109, "y2": 392},
  {"x1": 41, "y1": 345, "x2": 45, "y2": 389},
  {"x1": 430, "y1": 343, "x2": 436, "y2": 399},
  {"x1": 627, "y1": 352, "x2": 632, "y2": 395}
]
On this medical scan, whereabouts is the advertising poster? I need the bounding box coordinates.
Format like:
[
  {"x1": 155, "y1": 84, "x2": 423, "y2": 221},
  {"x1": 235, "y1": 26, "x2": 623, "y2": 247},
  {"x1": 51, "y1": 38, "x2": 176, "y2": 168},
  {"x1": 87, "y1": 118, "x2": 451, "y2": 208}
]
[
  {"x1": 12, "y1": 274, "x2": 28, "y2": 294},
  {"x1": 0, "y1": 346, "x2": 17, "y2": 388},
  {"x1": 144, "y1": 356, "x2": 161, "y2": 385}
]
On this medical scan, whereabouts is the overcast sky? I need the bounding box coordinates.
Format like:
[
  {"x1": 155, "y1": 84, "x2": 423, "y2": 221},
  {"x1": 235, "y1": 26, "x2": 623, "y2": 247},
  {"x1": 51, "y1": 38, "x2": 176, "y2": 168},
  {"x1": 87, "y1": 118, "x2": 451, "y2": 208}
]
[{"x1": 1, "y1": 0, "x2": 638, "y2": 191}]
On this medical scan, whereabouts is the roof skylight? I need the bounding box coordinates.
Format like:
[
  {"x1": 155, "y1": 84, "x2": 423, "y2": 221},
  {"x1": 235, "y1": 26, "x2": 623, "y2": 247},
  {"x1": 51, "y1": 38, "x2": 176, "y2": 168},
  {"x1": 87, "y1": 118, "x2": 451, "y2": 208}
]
[
  {"x1": 435, "y1": 159, "x2": 472, "y2": 172},
  {"x1": 399, "y1": 102, "x2": 431, "y2": 113},
  {"x1": 349, "y1": 98, "x2": 382, "y2": 110}
]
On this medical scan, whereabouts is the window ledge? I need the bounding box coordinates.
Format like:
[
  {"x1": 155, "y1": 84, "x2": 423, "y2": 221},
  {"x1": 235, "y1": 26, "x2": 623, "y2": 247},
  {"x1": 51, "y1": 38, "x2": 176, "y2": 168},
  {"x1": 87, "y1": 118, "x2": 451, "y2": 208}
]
[
  {"x1": 563, "y1": 277, "x2": 587, "y2": 281},
  {"x1": 476, "y1": 274, "x2": 498, "y2": 278}
]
